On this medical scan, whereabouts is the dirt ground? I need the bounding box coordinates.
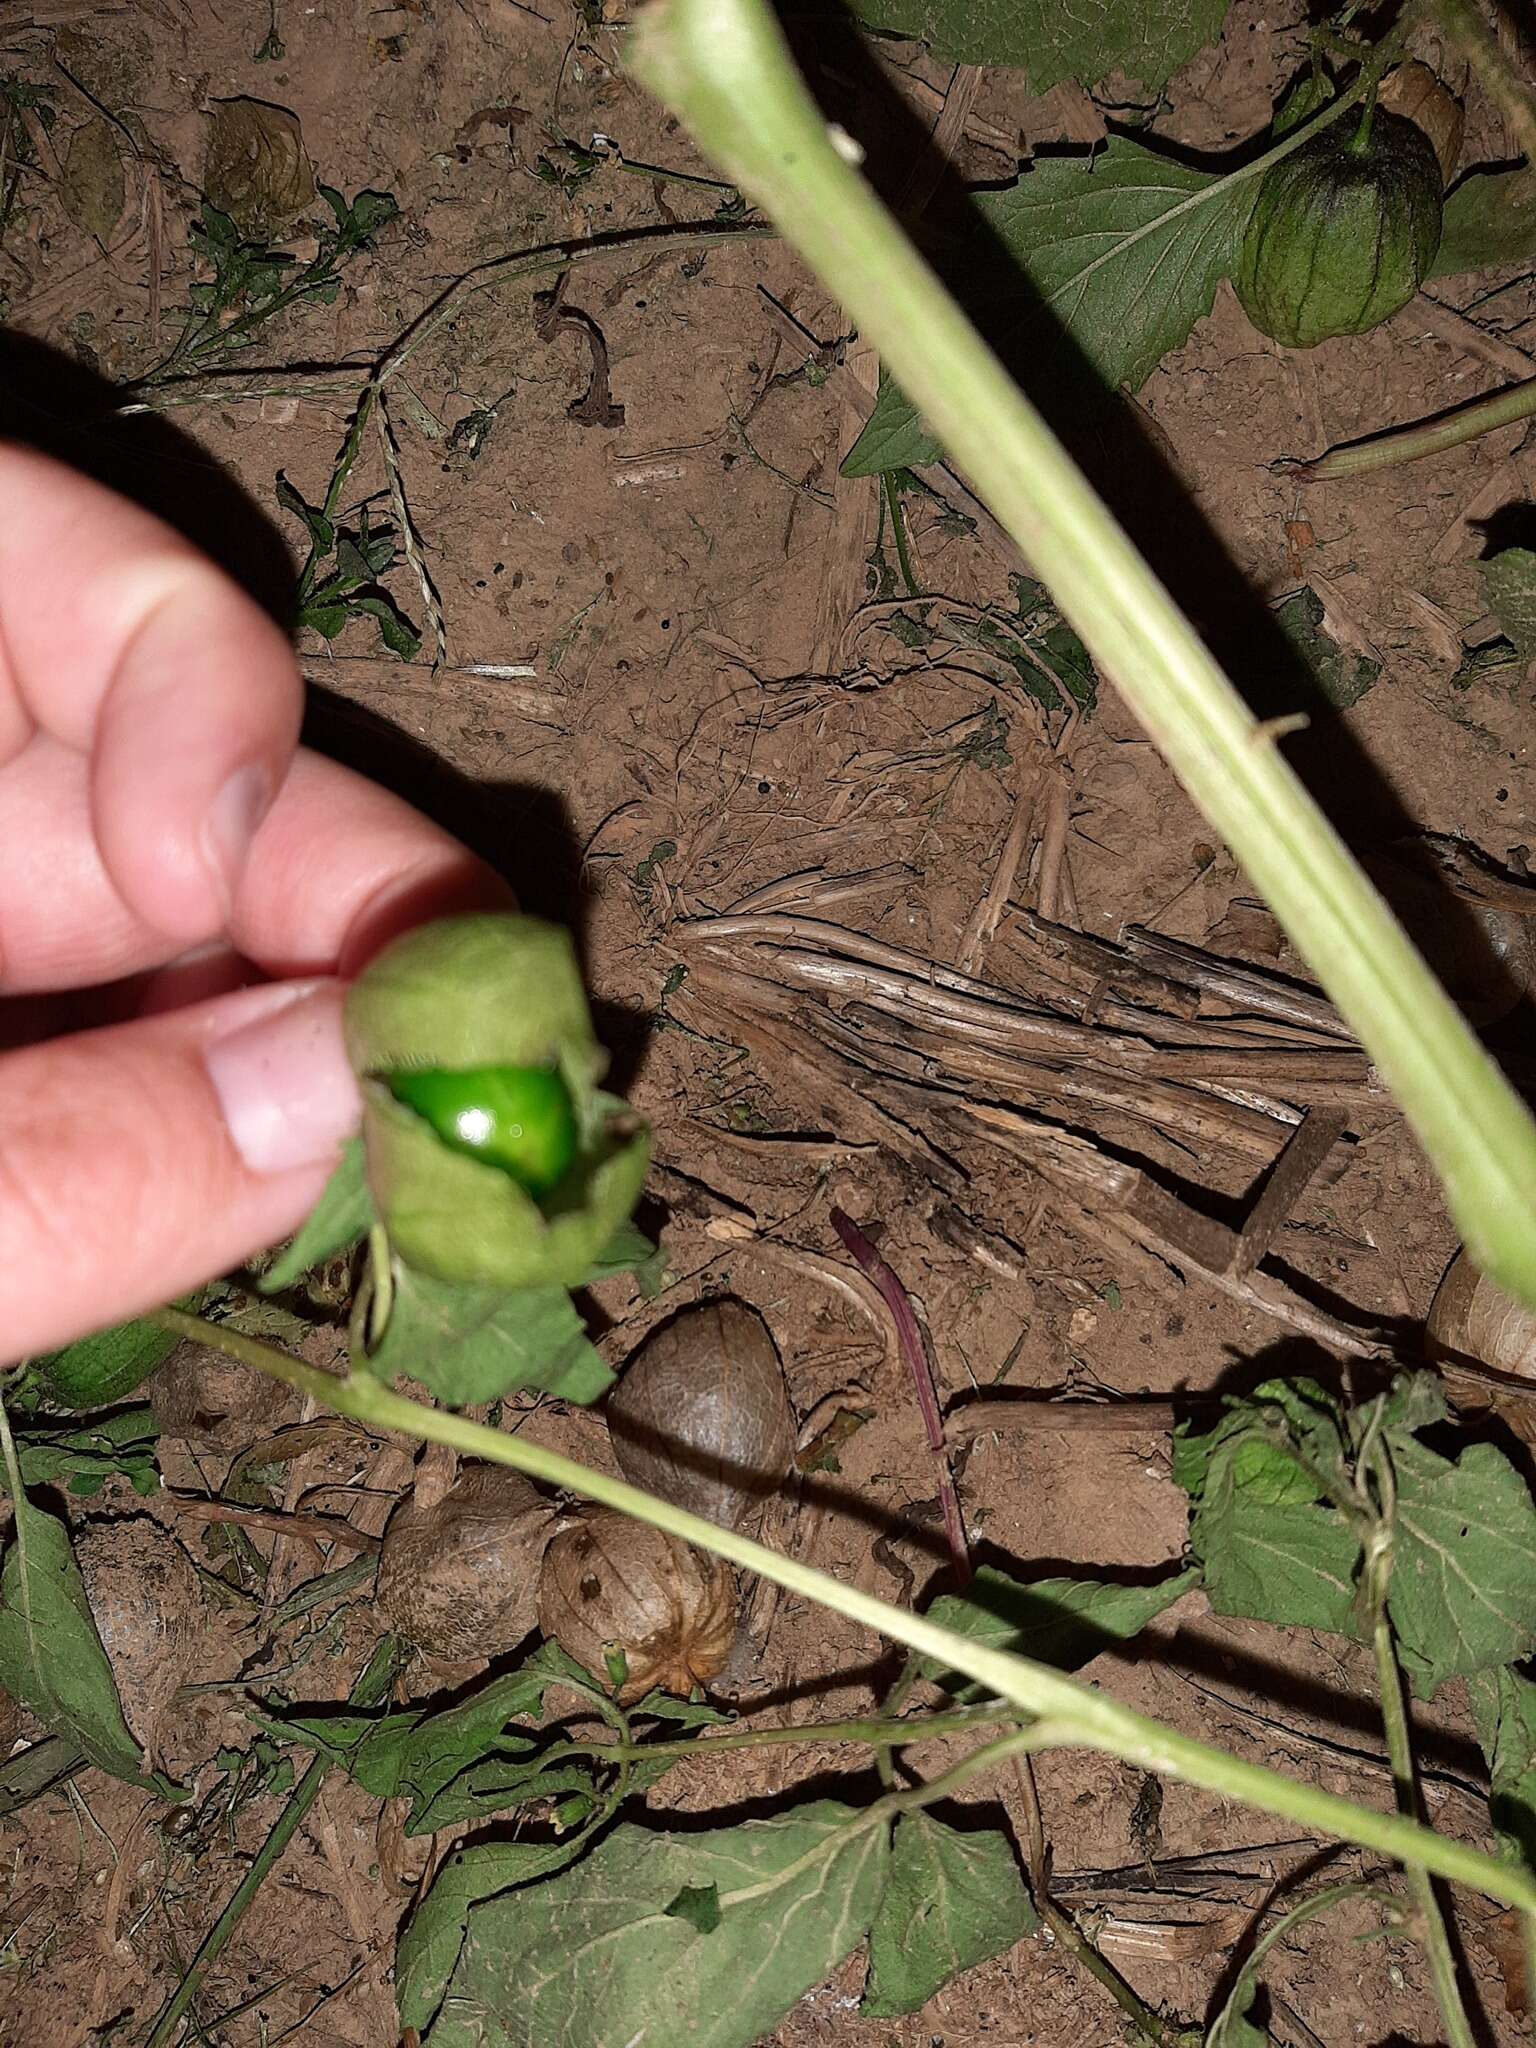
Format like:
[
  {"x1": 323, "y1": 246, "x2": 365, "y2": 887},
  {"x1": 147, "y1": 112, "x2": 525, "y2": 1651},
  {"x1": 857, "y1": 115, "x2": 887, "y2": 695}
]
[{"x1": 2, "y1": 0, "x2": 1536, "y2": 2041}]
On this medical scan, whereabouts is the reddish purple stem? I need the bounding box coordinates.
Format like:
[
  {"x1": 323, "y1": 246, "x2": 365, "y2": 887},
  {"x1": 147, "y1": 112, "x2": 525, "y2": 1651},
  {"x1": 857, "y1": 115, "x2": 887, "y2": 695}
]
[{"x1": 830, "y1": 1206, "x2": 972, "y2": 1588}]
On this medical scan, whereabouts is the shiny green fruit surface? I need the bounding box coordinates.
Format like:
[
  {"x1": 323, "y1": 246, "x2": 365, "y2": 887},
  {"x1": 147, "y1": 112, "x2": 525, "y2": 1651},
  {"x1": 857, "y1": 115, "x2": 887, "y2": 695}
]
[
  {"x1": 1236, "y1": 107, "x2": 1442, "y2": 349},
  {"x1": 387, "y1": 1065, "x2": 579, "y2": 1197}
]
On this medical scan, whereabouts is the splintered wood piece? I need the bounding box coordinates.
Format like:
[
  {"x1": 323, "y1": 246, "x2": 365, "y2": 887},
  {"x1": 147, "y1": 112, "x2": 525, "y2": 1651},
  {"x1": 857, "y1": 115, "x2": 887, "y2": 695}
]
[
  {"x1": 1119, "y1": 925, "x2": 1351, "y2": 1037},
  {"x1": 1230, "y1": 1108, "x2": 1349, "y2": 1278}
]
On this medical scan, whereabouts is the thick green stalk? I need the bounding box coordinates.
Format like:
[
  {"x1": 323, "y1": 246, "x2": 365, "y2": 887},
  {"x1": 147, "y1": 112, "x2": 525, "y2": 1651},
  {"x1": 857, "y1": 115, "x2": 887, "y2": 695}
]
[
  {"x1": 626, "y1": 0, "x2": 1536, "y2": 1305},
  {"x1": 153, "y1": 1311, "x2": 1536, "y2": 1920}
]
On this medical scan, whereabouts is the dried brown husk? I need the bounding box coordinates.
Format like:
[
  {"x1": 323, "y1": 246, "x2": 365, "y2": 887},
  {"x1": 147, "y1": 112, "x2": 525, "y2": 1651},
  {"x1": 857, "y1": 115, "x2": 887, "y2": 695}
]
[
  {"x1": 0, "y1": 1684, "x2": 18, "y2": 1754},
  {"x1": 606, "y1": 1299, "x2": 793, "y2": 1532},
  {"x1": 74, "y1": 1516, "x2": 205, "y2": 1761},
  {"x1": 204, "y1": 97, "x2": 316, "y2": 235},
  {"x1": 377, "y1": 1464, "x2": 559, "y2": 1660},
  {"x1": 537, "y1": 1508, "x2": 737, "y2": 1703},
  {"x1": 1378, "y1": 60, "x2": 1465, "y2": 187},
  {"x1": 150, "y1": 1342, "x2": 296, "y2": 1442},
  {"x1": 1427, "y1": 1249, "x2": 1536, "y2": 1380}
]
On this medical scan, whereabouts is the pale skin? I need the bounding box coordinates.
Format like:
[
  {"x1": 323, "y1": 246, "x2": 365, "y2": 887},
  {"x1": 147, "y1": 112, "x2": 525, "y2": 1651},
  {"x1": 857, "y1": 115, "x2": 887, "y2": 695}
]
[{"x1": 0, "y1": 444, "x2": 512, "y2": 1360}]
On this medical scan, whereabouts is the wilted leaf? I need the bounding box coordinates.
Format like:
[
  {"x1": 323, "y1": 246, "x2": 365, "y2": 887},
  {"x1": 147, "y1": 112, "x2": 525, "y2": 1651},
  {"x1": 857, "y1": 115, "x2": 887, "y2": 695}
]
[
  {"x1": 204, "y1": 96, "x2": 316, "y2": 235},
  {"x1": 0, "y1": 1492, "x2": 172, "y2": 1791},
  {"x1": 367, "y1": 1265, "x2": 613, "y2": 1408},
  {"x1": 847, "y1": 0, "x2": 1230, "y2": 91},
  {"x1": 920, "y1": 1565, "x2": 1197, "y2": 1697},
  {"x1": 6, "y1": 1409, "x2": 159, "y2": 1498},
  {"x1": 60, "y1": 116, "x2": 124, "y2": 243},
  {"x1": 1480, "y1": 549, "x2": 1536, "y2": 671},
  {"x1": 434, "y1": 1802, "x2": 889, "y2": 2048},
  {"x1": 861, "y1": 1813, "x2": 1035, "y2": 2017}
]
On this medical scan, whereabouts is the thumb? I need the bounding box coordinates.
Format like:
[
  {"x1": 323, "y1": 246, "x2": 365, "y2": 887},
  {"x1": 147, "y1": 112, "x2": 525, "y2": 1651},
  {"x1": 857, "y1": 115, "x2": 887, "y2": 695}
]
[{"x1": 0, "y1": 980, "x2": 360, "y2": 1361}]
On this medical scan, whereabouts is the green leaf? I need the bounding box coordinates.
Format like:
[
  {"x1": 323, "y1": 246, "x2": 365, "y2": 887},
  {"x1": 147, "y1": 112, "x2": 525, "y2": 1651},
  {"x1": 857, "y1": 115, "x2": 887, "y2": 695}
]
[
  {"x1": 268, "y1": 1647, "x2": 613, "y2": 1833},
  {"x1": 842, "y1": 368, "x2": 942, "y2": 477},
  {"x1": 29, "y1": 1313, "x2": 185, "y2": 1410},
  {"x1": 259, "y1": 1138, "x2": 374, "y2": 1291},
  {"x1": 1480, "y1": 549, "x2": 1536, "y2": 671},
  {"x1": 579, "y1": 1219, "x2": 663, "y2": 1287},
  {"x1": 920, "y1": 1565, "x2": 1197, "y2": 1697},
  {"x1": 1188, "y1": 1432, "x2": 1363, "y2": 1638},
  {"x1": 1386, "y1": 1435, "x2": 1536, "y2": 1696},
  {"x1": 0, "y1": 1493, "x2": 172, "y2": 1791},
  {"x1": 861, "y1": 1812, "x2": 1035, "y2": 2017},
  {"x1": 844, "y1": 140, "x2": 1252, "y2": 473},
  {"x1": 1209, "y1": 1976, "x2": 1273, "y2": 2048},
  {"x1": 367, "y1": 1266, "x2": 613, "y2": 1408},
  {"x1": 1273, "y1": 587, "x2": 1380, "y2": 710},
  {"x1": 433, "y1": 1801, "x2": 889, "y2": 2048},
  {"x1": 845, "y1": 0, "x2": 1230, "y2": 91},
  {"x1": 666, "y1": 1882, "x2": 722, "y2": 1933},
  {"x1": 397, "y1": 1837, "x2": 591, "y2": 2034},
  {"x1": 350, "y1": 591, "x2": 421, "y2": 660},
  {"x1": 275, "y1": 471, "x2": 334, "y2": 554},
  {"x1": 7, "y1": 1409, "x2": 159, "y2": 1499},
  {"x1": 1430, "y1": 170, "x2": 1536, "y2": 281},
  {"x1": 1467, "y1": 1666, "x2": 1536, "y2": 1872}
]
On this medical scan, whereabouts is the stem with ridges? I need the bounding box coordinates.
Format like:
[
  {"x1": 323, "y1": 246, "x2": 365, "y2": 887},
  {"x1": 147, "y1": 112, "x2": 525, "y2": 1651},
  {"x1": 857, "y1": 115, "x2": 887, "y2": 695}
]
[
  {"x1": 152, "y1": 1308, "x2": 1536, "y2": 1920},
  {"x1": 625, "y1": 0, "x2": 1536, "y2": 1306}
]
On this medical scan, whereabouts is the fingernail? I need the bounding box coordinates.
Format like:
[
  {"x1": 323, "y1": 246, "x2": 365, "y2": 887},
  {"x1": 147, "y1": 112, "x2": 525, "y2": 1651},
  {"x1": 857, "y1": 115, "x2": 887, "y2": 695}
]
[
  {"x1": 203, "y1": 764, "x2": 273, "y2": 914},
  {"x1": 203, "y1": 983, "x2": 360, "y2": 1174}
]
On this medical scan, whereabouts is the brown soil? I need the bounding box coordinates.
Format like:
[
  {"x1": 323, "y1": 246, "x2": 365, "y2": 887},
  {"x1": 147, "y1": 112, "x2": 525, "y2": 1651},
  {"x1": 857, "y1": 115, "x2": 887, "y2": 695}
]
[{"x1": 2, "y1": 0, "x2": 1535, "y2": 2042}]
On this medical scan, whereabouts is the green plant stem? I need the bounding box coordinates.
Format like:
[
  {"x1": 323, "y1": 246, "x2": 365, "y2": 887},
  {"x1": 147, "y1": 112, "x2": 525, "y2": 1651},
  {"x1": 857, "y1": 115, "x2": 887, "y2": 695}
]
[
  {"x1": 141, "y1": 1636, "x2": 398, "y2": 2048},
  {"x1": 1208, "y1": 1882, "x2": 1397, "y2": 2045},
  {"x1": 627, "y1": 0, "x2": 1536, "y2": 1306},
  {"x1": 153, "y1": 1309, "x2": 1536, "y2": 1922},
  {"x1": 1372, "y1": 1609, "x2": 1477, "y2": 2048},
  {"x1": 1434, "y1": 0, "x2": 1536, "y2": 170},
  {"x1": 883, "y1": 471, "x2": 921, "y2": 596},
  {"x1": 1036, "y1": 1892, "x2": 1182, "y2": 2046},
  {"x1": 1295, "y1": 374, "x2": 1536, "y2": 481}
]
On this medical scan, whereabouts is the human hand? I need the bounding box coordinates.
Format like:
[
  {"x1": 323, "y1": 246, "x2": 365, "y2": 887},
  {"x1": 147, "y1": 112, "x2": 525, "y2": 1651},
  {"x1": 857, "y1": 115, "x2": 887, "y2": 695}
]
[{"x1": 0, "y1": 445, "x2": 510, "y2": 1360}]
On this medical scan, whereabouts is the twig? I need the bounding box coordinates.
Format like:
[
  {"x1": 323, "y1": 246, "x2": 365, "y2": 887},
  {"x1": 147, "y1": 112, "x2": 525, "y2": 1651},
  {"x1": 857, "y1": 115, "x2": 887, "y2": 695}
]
[
  {"x1": 1434, "y1": 0, "x2": 1536, "y2": 167},
  {"x1": 1418, "y1": 294, "x2": 1536, "y2": 381},
  {"x1": 958, "y1": 774, "x2": 1038, "y2": 976},
  {"x1": 830, "y1": 1207, "x2": 971, "y2": 1585},
  {"x1": 140, "y1": 1638, "x2": 398, "y2": 2048},
  {"x1": 161, "y1": 1491, "x2": 382, "y2": 1555},
  {"x1": 1230, "y1": 1109, "x2": 1347, "y2": 1279}
]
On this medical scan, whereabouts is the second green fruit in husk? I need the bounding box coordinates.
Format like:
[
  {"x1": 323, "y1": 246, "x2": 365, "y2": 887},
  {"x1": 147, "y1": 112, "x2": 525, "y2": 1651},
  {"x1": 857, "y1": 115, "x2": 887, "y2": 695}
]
[{"x1": 1236, "y1": 106, "x2": 1442, "y2": 349}]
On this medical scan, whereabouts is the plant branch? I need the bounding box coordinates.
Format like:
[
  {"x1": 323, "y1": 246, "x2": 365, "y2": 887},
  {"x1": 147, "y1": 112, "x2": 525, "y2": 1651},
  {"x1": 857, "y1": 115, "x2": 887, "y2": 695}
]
[
  {"x1": 141, "y1": 1636, "x2": 398, "y2": 2048},
  {"x1": 626, "y1": 0, "x2": 1536, "y2": 1307},
  {"x1": 1291, "y1": 375, "x2": 1536, "y2": 482},
  {"x1": 153, "y1": 1309, "x2": 1536, "y2": 1921},
  {"x1": 558, "y1": 1702, "x2": 1016, "y2": 1770}
]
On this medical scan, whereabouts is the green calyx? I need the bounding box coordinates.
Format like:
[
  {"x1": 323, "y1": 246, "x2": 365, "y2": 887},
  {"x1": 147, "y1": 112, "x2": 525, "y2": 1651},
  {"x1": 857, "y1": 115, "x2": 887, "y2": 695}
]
[
  {"x1": 1236, "y1": 107, "x2": 1442, "y2": 349},
  {"x1": 345, "y1": 916, "x2": 651, "y2": 1290}
]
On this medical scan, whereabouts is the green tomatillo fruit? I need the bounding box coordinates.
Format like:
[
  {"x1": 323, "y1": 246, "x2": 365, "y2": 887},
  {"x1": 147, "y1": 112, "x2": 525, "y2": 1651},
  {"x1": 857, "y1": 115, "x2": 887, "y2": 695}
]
[
  {"x1": 387, "y1": 1064, "x2": 579, "y2": 1197},
  {"x1": 1236, "y1": 105, "x2": 1442, "y2": 350},
  {"x1": 344, "y1": 915, "x2": 650, "y2": 1291}
]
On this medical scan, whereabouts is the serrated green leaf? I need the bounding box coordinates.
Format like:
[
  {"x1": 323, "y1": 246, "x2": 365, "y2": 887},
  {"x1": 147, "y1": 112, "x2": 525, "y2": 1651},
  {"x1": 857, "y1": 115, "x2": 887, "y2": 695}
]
[
  {"x1": 1431, "y1": 169, "x2": 1536, "y2": 281},
  {"x1": 920, "y1": 1565, "x2": 1197, "y2": 1698},
  {"x1": 335, "y1": 534, "x2": 373, "y2": 588},
  {"x1": 259, "y1": 1138, "x2": 373, "y2": 1291},
  {"x1": 845, "y1": 139, "x2": 1252, "y2": 478},
  {"x1": 1467, "y1": 1666, "x2": 1536, "y2": 1872},
  {"x1": 350, "y1": 591, "x2": 421, "y2": 659},
  {"x1": 303, "y1": 601, "x2": 350, "y2": 640},
  {"x1": 1480, "y1": 550, "x2": 1536, "y2": 671},
  {"x1": 846, "y1": 0, "x2": 1229, "y2": 91},
  {"x1": 1387, "y1": 1436, "x2": 1536, "y2": 1696},
  {"x1": 861, "y1": 1812, "x2": 1034, "y2": 2017},
  {"x1": 397, "y1": 1836, "x2": 591, "y2": 2035},
  {"x1": 367, "y1": 1266, "x2": 612, "y2": 1408},
  {"x1": 579, "y1": 1219, "x2": 662, "y2": 1286},
  {"x1": 1189, "y1": 1436, "x2": 1363, "y2": 1638},
  {"x1": 435, "y1": 1801, "x2": 889, "y2": 2048},
  {"x1": 0, "y1": 1494, "x2": 173, "y2": 1791}
]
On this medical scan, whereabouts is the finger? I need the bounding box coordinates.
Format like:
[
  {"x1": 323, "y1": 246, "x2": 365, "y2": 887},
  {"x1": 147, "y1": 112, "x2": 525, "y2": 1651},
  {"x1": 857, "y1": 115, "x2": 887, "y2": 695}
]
[
  {"x1": 0, "y1": 742, "x2": 511, "y2": 994},
  {"x1": 0, "y1": 979, "x2": 360, "y2": 1361},
  {"x1": 0, "y1": 444, "x2": 302, "y2": 947}
]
